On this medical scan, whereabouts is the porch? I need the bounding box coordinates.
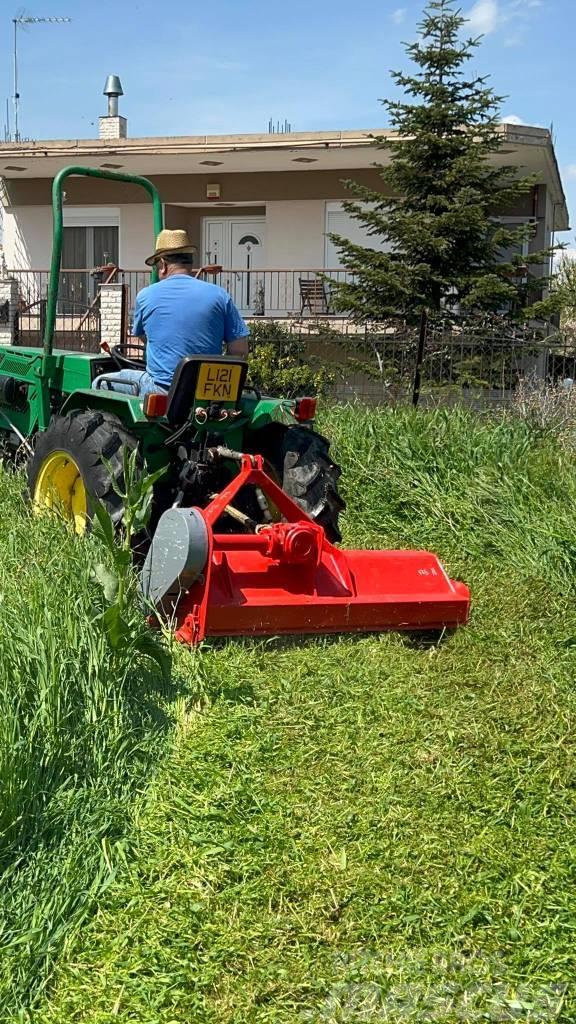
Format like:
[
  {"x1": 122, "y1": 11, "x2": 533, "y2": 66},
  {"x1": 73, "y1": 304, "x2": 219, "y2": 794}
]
[{"x1": 9, "y1": 268, "x2": 357, "y2": 341}]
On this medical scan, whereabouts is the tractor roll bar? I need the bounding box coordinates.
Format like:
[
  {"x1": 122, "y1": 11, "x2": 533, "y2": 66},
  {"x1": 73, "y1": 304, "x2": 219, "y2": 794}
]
[{"x1": 39, "y1": 165, "x2": 164, "y2": 430}]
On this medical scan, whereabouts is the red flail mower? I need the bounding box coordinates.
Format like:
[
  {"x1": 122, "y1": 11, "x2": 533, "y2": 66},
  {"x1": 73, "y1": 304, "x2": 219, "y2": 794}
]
[{"x1": 142, "y1": 454, "x2": 470, "y2": 645}]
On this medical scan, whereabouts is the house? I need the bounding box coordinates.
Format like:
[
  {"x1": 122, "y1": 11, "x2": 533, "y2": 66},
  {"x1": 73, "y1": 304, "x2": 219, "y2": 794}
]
[{"x1": 0, "y1": 81, "x2": 569, "y2": 318}]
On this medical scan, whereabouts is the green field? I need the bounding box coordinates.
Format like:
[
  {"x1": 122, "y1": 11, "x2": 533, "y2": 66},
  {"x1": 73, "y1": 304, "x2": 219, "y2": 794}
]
[{"x1": 1, "y1": 405, "x2": 575, "y2": 1022}]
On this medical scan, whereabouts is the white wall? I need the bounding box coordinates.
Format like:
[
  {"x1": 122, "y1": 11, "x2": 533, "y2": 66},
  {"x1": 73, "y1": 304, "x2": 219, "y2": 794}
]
[
  {"x1": 2, "y1": 203, "x2": 155, "y2": 272},
  {"x1": 3, "y1": 199, "x2": 389, "y2": 274},
  {"x1": 3, "y1": 206, "x2": 53, "y2": 270},
  {"x1": 264, "y1": 199, "x2": 393, "y2": 269},
  {"x1": 263, "y1": 200, "x2": 325, "y2": 313},
  {"x1": 120, "y1": 204, "x2": 157, "y2": 268},
  {"x1": 265, "y1": 200, "x2": 325, "y2": 268}
]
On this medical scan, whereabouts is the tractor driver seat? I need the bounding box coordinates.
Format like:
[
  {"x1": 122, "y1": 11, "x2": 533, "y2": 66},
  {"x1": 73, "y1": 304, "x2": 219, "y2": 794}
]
[{"x1": 163, "y1": 355, "x2": 248, "y2": 427}]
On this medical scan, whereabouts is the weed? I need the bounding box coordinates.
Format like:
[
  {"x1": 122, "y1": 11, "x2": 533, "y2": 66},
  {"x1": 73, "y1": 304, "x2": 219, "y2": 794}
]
[
  {"x1": 91, "y1": 448, "x2": 170, "y2": 680},
  {"x1": 512, "y1": 377, "x2": 576, "y2": 450}
]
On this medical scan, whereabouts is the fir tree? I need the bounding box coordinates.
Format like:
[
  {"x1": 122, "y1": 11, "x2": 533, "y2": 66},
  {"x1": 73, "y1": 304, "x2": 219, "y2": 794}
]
[{"x1": 330, "y1": 0, "x2": 552, "y2": 321}]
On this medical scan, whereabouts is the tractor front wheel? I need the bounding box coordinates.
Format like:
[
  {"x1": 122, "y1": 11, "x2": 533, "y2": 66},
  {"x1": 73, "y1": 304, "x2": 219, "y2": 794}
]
[{"x1": 28, "y1": 411, "x2": 138, "y2": 535}]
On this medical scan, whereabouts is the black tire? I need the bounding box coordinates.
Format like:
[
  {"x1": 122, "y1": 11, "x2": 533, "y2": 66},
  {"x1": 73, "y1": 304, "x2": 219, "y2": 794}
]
[
  {"x1": 27, "y1": 410, "x2": 139, "y2": 528},
  {"x1": 244, "y1": 424, "x2": 346, "y2": 543},
  {"x1": 278, "y1": 426, "x2": 345, "y2": 543}
]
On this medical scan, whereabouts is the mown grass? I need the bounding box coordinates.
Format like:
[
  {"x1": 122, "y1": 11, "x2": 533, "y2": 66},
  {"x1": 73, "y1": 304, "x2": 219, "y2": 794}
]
[{"x1": 5, "y1": 405, "x2": 576, "y2": 1021}]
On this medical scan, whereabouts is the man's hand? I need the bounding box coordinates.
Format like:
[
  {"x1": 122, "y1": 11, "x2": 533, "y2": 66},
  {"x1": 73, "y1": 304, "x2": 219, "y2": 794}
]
[{"x1": 227, "y1": 337, "x2": 249, "y2": 359}]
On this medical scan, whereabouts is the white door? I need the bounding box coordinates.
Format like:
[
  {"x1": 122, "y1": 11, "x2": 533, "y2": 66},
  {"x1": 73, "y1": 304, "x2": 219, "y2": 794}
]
[
  {"x1": 203, "y1": 217, "x2": 266, "y2": 313},
  {"x1": 204, "y1": 220, "x2": 227, "y2": 267},
  {"x1": 230, "y1": 221, "x2": 266, "y2": 313}
]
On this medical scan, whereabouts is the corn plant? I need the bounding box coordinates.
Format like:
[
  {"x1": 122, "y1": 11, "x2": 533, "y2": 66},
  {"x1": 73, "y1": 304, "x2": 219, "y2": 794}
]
[{"x1": 91, "y1": 449, "x2": 171, "y2": 681}]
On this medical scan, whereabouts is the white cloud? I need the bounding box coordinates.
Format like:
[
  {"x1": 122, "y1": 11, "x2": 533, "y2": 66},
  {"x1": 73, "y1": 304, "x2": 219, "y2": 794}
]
[
  {"x1": 467, "y1": 0, "x2": 543, "y2": 43},
  {"x1": 391, "y1": 7, "x2": 406, "y2": 25},
  {"x1": 501, "y1": 113, "x2": 525, "y2": 125},
  {"x1": 467, "y1": 0, "x2": 499, "y2": 34},
  {"x1": 564, "y1": 164, "x2": 576, "y2": 180},
  {"x1": 503, "y1": 32, "x2": 525, "y2": 47}
]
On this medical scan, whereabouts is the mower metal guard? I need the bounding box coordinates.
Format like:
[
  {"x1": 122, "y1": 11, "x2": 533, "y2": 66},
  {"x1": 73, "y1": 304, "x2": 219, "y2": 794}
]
[{"x1": 173, "y1": 455, "x2": 470, "y2": 645}]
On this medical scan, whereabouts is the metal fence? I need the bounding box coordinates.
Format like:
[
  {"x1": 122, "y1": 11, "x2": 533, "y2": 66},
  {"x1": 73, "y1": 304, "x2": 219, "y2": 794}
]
[
  {"x1": 251, "y1": 316, "x2": 574, "y2": 407},
  {"x1": 11, "y1": 269, "x2": 102, "y2": 351},
  {"x1": 207, "y1": 268, "x2": 354, "y2": 317},
  {"x1": 8, "y1": 268, "x2": 355, "y2": 324},
  {"x1": 8, "y1": 266, "x2": 355, "y2": 350},
  {"x1": 15, "y1": 298, "x2": 101, "y2": 352},
  {"x1": 7, "y1": 268, "x2": 574, "y2": 408}
]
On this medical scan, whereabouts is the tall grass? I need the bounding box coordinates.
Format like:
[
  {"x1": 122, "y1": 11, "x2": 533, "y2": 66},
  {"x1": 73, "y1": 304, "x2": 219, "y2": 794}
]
[
  {"x1": 324, "y1": 403, "x2": 576, "y2": 595},
  {"x1": 0, "y1": 472, "x2": 178, "y2": 1019}
]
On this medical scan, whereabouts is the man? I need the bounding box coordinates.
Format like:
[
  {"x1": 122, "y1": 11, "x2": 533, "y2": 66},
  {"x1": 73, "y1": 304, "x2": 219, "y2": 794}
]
[{"x1": 93, "y1": 229, "x2": 249, "y2": 396}]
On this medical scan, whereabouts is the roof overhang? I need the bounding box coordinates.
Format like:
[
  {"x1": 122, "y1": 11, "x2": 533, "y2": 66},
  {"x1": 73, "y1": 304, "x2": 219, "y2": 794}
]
[{"x1": 0, "y1": 123, "x2": 569, "y2": 229}]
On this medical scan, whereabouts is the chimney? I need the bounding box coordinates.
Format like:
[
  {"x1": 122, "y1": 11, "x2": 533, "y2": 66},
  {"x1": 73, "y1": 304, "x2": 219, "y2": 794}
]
[{"x1": 99, "y1": 75, "x2": 127, "y2": 140}]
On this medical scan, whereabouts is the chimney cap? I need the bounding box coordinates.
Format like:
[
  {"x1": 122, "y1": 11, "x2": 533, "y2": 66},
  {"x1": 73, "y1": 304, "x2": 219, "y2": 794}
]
[{"x1": 103, "y1": 74, "x2": 123, "y2": 98}]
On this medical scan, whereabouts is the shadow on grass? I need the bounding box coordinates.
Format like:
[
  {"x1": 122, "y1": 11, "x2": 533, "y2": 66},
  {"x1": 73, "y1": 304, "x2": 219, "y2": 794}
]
[
  {"x1": 398, "y1": 627, "x2": 459, "y2": 650},
  {"x1": 206, "y1": 679, "x2": 258, "y2": 705},
  {"x1": 201, "y1": 627, "x2": 459, "y2": 656},
  {"x1": 125, "y1": 664, "x2": 188, "y2": 728}
]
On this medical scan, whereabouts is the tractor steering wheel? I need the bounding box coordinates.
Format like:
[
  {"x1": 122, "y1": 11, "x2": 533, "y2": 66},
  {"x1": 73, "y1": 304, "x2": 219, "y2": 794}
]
[{"x1": 110, "y1": 343, "x2": 146, "y2": 371}]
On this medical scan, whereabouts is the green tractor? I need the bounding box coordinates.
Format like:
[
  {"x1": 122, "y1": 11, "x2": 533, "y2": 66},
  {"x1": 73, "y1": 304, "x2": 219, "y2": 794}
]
[
  {"x1": 0, "y1": 166, "x2": 344, "y2": 542},
  {"x1": 0, "y1": 165, "x2": 470, "y2": 644}
]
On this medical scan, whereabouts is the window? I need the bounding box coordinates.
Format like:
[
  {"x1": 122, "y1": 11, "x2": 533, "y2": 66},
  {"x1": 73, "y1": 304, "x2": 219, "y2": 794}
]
[
  {"x1": 324, "y1": 201, "x2": 394, "y2": 268},
  {"x1": 491, "y1": 217, "x2": 533, "y2": 270},
  {"x1": 60, "y1": 209, "x2": 120, "y2": 312}
]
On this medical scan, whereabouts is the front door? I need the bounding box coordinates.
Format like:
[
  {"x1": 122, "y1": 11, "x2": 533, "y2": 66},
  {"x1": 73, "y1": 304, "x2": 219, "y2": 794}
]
[
  {"x1": 230, "y1": 222, "x2": 266, "y2": 314},
  {"x1": 203, "y1": 218, "x2": 266, "y2": 314}
]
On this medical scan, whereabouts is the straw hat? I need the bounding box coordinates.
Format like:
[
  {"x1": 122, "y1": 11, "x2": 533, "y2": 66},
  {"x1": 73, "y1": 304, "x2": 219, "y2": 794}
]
[{"x1": 145, "y1": 228, "x2": 195, "y2": 266}]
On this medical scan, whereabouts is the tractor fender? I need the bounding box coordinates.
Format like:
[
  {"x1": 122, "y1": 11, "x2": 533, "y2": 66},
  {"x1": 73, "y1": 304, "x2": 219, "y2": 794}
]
[{"x1": 60, "y1": 388, "x2": 148, "y2": 427}]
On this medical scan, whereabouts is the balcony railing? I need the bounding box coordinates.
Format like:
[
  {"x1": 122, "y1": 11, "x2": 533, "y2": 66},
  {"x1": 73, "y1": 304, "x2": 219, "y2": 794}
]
[{"x1": 8, "y1": 268, "x2": 357, "y2": 322}]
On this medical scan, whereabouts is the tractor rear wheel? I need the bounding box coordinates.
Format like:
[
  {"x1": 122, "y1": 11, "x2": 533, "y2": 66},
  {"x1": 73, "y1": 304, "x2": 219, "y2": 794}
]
[
  {"x1": 28, "y1": 410, "x2": 138, "y2": 535},
  {"x1": 246, "y1": 424, "x2": 345, "y2": 543},
  {"x1": 277, "y1": 426, "x2": 345, "y2": 543}
]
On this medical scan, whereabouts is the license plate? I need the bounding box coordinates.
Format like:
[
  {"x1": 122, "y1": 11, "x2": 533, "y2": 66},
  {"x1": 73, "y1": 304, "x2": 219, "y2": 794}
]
[{"x1": 195, "y1": 362, "x2": 243, "y2": 402}]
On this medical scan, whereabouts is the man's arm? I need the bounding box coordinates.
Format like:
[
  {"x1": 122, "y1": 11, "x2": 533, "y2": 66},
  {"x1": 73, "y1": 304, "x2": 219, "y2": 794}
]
[
  {"x1": 131, "y1": 293, "x2": 144, "y2": 339},
  {"x1": 224, "y1": 296, "x2": 250, "y2": 359},
  {"x1": 227, "y1": 336, "x2": 249, "y2": 358}
]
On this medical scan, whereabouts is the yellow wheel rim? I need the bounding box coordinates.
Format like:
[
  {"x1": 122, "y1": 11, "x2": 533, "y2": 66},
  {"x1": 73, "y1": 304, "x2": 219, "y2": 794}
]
[{"x1": 33, "y1": 450, "x2": 88, "y2": 536}]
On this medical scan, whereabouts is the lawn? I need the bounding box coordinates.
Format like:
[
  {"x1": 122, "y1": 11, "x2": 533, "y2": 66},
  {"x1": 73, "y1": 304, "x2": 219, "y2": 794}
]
[{"x1": 1, "y1": 405, "x2": 575, "y2": 1022}]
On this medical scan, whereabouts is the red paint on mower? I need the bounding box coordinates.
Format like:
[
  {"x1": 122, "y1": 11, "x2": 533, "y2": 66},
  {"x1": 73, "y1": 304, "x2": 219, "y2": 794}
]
[{"x1": 174, "y1": 455, "x2": 470, "y2": 645}]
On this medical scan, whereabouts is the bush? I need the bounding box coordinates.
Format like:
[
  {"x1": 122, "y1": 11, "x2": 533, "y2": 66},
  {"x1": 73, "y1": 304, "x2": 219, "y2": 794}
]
[
  {"x1": 512, "y1": 377, "x2": 576, "y2": 449},
  {"x1": 247, "y1": 320, "x2": 334, "y2": 397}
]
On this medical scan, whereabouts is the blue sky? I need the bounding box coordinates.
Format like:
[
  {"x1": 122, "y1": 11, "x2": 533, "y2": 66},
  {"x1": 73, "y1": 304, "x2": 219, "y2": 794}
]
[{"x1": 2, "y1": 0, "x2": 575, "y2": 242}]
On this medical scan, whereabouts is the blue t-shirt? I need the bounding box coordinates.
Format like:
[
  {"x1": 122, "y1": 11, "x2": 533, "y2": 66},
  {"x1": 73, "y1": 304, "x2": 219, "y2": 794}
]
[{"x1": 132, "y1": 275, "x2": 249, "y2": 390}]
